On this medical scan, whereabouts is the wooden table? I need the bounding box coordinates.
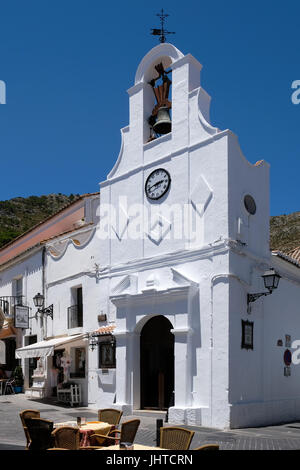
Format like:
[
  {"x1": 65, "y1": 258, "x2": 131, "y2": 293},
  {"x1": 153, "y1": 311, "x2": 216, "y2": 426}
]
[
  {"x1": 99, "y1": 444, "x2": 166, "y2": 450},
  {"x1": 54, "y1": 421, "x2": 113, "y2": 447}
]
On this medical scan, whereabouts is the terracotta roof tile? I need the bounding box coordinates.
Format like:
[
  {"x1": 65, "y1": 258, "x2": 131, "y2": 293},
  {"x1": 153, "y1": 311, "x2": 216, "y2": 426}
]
[
  {"x1": 0, "y1": 192, "x2": 99, "y2": 252},
  {"x1": 272, "y1": 250, "x2": 300, "y2": 268},
  {"x1": 287, "y1": 246, "x2": 300, "y2": 263},
  {"x1": 93, "y1": 325, "x2": 116, "y2": 336}
]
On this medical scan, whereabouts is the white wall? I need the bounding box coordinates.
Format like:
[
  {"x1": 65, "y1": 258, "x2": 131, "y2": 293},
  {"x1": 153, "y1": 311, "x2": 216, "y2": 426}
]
[{"x1": 228, "y1": 251, "x2": 300, "y2": 428}]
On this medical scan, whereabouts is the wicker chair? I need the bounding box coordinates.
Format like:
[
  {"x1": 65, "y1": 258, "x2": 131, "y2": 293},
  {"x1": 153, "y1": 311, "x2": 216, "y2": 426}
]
[
  {"x1": 51, "y1": 426, "x2": 81, "y2": 450},
  {"x1": 47, "y1": 448, "x2": 70, "y2": 450},
  {"x1": 160, "y1": 426, "x2": 195, "y2": 450},
  {"x1": 193, "y1": 444, "x2": 219, "y2": 451},
  {"x1": 19, "y1": 409, "x2": 41, "y2": 450},
  {"x1": 90, "y1": 419, "x2": 140, "y2": 447},
  {"x1": 98, "y1": 408, "x2": 123, "y2": 426},
  {"x1": 24, "y1": 417, "x2": 54, "y2": 451}
]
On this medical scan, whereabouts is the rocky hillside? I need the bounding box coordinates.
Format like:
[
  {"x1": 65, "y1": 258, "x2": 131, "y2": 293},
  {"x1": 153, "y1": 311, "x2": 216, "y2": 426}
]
[
  {"x1": 0, "y1": 193, "x2": 80, "y2": 248},
  {"x1": 270, "y1": 211, "x2": 300, "y2": 253}
]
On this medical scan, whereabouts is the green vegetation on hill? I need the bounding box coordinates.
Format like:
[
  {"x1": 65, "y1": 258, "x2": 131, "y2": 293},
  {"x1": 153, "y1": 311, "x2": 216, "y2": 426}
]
[
  {"x1": 0, "y1": 193, "x2": 80, "y2": 248},
  {"x1": 270, "y1": 211, "x2": 300, "y2": 253},
  {"x1": 0, "y1": 193, "x2": 299, "y2": 254}
]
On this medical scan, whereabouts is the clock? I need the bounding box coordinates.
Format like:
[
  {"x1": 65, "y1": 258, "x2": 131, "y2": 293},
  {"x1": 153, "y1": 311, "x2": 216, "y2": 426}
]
[{"x1": 145, "y1": 168, "x2": 171, "y2": 200}]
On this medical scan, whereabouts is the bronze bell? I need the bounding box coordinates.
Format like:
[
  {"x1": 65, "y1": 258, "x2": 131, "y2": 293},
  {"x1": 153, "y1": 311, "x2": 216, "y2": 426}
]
[{"x1": 153, "y1": 106, "x2": 172, "y2": 135}]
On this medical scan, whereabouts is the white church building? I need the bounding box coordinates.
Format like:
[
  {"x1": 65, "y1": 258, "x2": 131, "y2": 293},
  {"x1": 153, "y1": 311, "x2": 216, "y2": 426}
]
[{"x1": 1, "y1": 43, "x2": 300, "y2": 430}]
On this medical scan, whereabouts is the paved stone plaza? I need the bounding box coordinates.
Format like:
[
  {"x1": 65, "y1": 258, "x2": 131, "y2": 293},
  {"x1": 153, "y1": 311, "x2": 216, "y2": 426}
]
[{"x1": 1, "y1": 394, "x2": 300, "y2": 450}]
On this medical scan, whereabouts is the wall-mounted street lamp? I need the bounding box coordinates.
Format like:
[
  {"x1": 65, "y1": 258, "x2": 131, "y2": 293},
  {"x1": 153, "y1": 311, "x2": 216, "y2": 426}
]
[
  {"x1": 32, "y1": 292, "x2": 53, "y2": 320},
  {"x1": 88, "y1": 334, "x2": 98, "y2": 351},
  {"x1": 247, "y1": 269, "x2": 281, "y2": 313}
]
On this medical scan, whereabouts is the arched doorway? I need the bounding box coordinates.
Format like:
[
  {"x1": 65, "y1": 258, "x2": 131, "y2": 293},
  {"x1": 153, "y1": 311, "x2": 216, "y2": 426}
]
[{"x1": 140, "y1": 316, "x2": 174, "y2": 410}]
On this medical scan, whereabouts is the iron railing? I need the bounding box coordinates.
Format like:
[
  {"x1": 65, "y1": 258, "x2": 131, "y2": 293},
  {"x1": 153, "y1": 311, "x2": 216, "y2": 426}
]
[
  {"x1": 67, "y1": 304, "x2": 83, "y2": 329},
  {"x1": 0, "y1": 296, "x2": 25, "y2": 317}
]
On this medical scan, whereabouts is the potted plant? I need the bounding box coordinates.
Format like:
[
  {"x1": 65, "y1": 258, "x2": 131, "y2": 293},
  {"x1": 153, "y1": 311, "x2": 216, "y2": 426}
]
[{"x1": 13, "y1": 365, "x2": 24, "y2": 393}]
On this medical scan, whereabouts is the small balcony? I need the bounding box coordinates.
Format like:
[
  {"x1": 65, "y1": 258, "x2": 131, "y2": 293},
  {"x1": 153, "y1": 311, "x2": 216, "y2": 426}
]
[
  {"x1": 0, "y1": 296, "x2": 25, "y2": 318},
  {"x1": 67, "y1": 304, "x2": 83, "y2": 329}
]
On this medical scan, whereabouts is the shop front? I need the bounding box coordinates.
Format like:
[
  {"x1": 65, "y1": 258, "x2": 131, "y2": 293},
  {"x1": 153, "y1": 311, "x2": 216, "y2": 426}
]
[{"x1": 15, "y1": 333, "x2": 88, "y2": 404}]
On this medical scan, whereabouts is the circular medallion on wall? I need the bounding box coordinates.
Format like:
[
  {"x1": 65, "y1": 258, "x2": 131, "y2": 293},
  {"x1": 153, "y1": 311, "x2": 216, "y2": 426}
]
[{"x1": 244, "y1": 194, "x2": 257, "y2": 215}]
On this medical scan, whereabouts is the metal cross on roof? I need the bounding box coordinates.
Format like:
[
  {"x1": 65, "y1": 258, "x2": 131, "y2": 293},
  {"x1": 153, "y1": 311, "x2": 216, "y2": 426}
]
[{"x1": 151, "y1": 9, "x2": 175, "y2": 43}]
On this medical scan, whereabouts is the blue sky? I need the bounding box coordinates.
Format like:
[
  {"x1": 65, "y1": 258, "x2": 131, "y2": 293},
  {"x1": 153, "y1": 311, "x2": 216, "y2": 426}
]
[{"x1": 0, "y1": 0, "x2": 299, "y2": 216}]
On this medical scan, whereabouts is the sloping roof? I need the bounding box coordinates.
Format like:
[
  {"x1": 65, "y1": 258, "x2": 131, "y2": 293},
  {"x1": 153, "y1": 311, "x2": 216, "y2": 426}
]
[
  {"x1": 40, "y1": 222, "x2": 94, "y2": 244},
  {"x1": 286, "y1": 246, "x2": 300, "y2": 264},
  {"x1": 0, "y1": 192, "x2": 99, "y2": 253},
  {"x1": 272, "y1": 250, "x2": 300, "y2": 268},
  {"x1": 0, "y1": 222, "x2": 95, "y2": 269}
]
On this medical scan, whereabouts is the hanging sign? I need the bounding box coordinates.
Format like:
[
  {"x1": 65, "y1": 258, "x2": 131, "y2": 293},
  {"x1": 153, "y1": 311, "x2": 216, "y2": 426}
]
[{"x1": 14, "y1": 306, "x2": 29, "y2": 329}]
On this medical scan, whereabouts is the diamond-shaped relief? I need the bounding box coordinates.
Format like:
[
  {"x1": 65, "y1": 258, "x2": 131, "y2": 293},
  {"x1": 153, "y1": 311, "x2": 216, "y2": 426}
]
[
  {"x1": 146, "y1": 214, "x2": 171, "y2": 245},
  {"x1": 190, "y1": 174, "x2": 213, "y2": 216},
  {"x1": 111, "y1": 205, "x2": 135, "y2": 241}
]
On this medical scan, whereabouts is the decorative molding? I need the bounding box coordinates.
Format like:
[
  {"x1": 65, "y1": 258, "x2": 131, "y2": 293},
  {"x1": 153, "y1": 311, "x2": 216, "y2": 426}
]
[
  {"x1": 111, "y1": 274, "x2": 138, "y2": 295},
  {"x1": 143, "y1": 273, "x2": 159, "y2": 291},
  {"x1": 110, "y1": 285, "x2": 192, "y2": 308},
  {"x1": 171, "y1": 268, "x2": 198, "y2": 288},
  {"x1": 100, "y1": 130, "x2": 230, "y2": 188},
  {"x1": 106, "y1": 125, "x2": 130, "y2": 180},
  {"x1": 171, "y1": 327, "x2": 194, "y2": 335},
  {"x1": 47, "y1": 227, "x2": 96, "y2": 259},
  {"x1": 134, "y1": 43, "x2": 184, "y2": 85},
  {"x1": 97, "y1": 239, "x2": 231, "y2": 279},
  {"x1": 111, "y1": 204, "x2": 131, "y2": 241},
  {"x1": 146, "y1": 213, "x2": 171, "y2": 245},
  {"x1": 190, "y1": 174, "x2": 213, "y2": 216}
]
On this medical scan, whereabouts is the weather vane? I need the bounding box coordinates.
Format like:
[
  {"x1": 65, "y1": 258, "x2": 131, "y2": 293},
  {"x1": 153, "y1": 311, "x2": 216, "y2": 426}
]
[{"x1": 151, "y1": 9, "x2": 175, "y2": 43}]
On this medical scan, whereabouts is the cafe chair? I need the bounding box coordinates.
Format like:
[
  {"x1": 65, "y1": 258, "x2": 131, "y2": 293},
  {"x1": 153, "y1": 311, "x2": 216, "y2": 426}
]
[
  {"x1": 193, "y1": 444, "x2": 219, "y2": 450},
  {"x1": 160, "y1": 426, "x2": 195, "y2": 450},
  {"x1": 19, "y1": 409, "x2": 41, "y2": 450},
  {"x1": 25, "y1": 417, "x2": 54, "y2": 451},
  {"x1": 51, "y1": 426, "x2": 80, "y2": 450},
  {"x1": 90, "y1": 419, "x2": 140, "y2": 447},
  {"x1": 47, "y1": 448, "x2": 70, "y2": 450},
  {"x1": 98, "y1": 408, "x2": 123, "y2": 426},
  {"x1": 4, "y1": 378, "x2": 15, "y2": 395}
]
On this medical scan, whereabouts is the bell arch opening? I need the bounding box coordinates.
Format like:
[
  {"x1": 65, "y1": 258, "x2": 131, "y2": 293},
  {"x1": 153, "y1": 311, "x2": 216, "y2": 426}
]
[
  {"x1": 140, "y1": 315, "x2": 174, "y2": 410},
  {"x1": 144, "y1": 60, "x2": 173, "y2": 143}
]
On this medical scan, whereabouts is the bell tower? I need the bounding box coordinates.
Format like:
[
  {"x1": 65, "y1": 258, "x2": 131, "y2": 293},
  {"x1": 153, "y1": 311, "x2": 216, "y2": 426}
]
[{"x1": 97, "y1": 42, "x2": 270, "y2": 429}]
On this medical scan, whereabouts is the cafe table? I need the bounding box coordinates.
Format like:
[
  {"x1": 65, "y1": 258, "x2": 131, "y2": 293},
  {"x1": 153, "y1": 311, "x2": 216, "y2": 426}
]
[
  {"x1": 53, "y1": 420, "x2": 113, "y2": 447},
  {"x1": 99, "y1": 444, "x2": 166, "y2": 450}
]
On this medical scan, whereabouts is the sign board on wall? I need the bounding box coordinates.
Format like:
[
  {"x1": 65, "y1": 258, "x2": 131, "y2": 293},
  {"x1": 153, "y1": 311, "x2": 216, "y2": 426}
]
[{"x1": 14, "y1": 306, "x2": 29, "y2": 329}]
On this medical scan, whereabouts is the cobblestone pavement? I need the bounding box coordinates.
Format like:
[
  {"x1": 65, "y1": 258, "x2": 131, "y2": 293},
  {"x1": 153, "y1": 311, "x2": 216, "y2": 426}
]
[{"x1": 1, "y1": 394, "x2": 300, "y2": 450}]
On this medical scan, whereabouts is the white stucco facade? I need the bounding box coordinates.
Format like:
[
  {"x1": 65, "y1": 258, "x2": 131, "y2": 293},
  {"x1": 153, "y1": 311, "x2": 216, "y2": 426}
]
[
  {"x1": 95, "y1": 43, "x2": 300, "y2": 429},
  {"x1": 0, "y1": 43, "x2": 300, "y2": 430}
]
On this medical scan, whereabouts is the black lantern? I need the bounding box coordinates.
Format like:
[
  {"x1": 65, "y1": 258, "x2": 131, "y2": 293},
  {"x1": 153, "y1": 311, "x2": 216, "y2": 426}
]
[
  {"x1": 32, "y1": 293, "x2": 53, "y2": 320},
  {"x1": 89, "y1": 334, "x2": 98, "y2": 351},
  {"x1": 262, "y1": 269, "x2": 281, "y2": 292},
  {"x1": 33, "y1": 292, "x2": 44, "y2": 309},
  {"x1": 247, "y1": 268, "x2": 281, "y2": 312}
]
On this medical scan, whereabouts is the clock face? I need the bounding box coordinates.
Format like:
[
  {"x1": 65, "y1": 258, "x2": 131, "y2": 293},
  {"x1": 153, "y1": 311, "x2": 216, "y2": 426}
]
[{"x1": 145, "y1": 168, "x2": 171, "y2": 200}]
